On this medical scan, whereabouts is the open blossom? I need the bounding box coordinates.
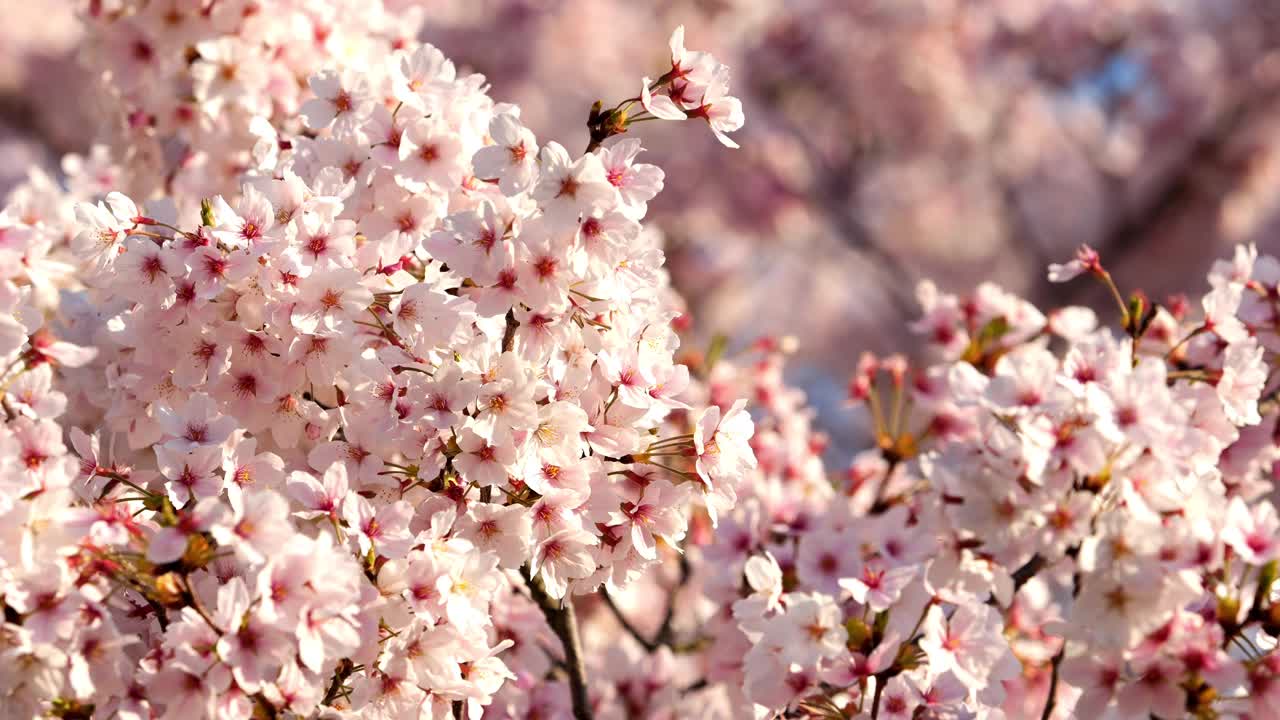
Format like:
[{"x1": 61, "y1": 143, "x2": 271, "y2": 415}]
[
  {"x1": 639, "y1": 26, "x2": 744, "y2": 148},
  {"x1": 1222, "y1": 495, "x2": 1280, "y2": 564},
  {"x1": 1218, "y1": 337, "x2": 1266, "y2": 425},
  {"x1": 532, "y1": 142, "x2": 617, "y2": 223},
  {"x1": 694, "y1": 398, "x2": 757, "y2": 489},
  {"x1": 660, "y1": 239, "x2": 1280, "y2": 719},
  {"x1": 687, "y1": 67, "x2": 745, "y2": 148},
  {"x1": 70, "y1": 192, "x2": 136, "y2": 275},
  {"x1": 919, "y1": 604, "x2": 1020, "y2": 703},
  {"x1": 473, "y1": 112, "x2": 539, "y2": 195},
  {"x1": 209, "y1": 489, "x2": 292, "y2": 564},
  {"x1": 300, "y1": 69, "x2": 374, "y2": 134},
  {"x1": 154, "y1": 444, "x2": 225, "y2": 505},
  {"x1": 286, "y1": 463, "x2": 350, "y2": 521},
  {"x1": 531, "y1": 528, "x2": 598, "y2": 599},
  {"x1": 1047, "y1": 244, "x2": 1102, "y2": 282}
]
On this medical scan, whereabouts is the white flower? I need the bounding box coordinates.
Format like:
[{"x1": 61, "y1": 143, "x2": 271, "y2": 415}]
[
  {"x1": 473, "y1": 112, "x2": 539, "y2": 195},
  {"x1": 71, "y1": 192, "x2": 137, "y2": 276},
  {"x1": 531, "y1": 527, "x2": 598, "y2": 598},
  {"x1": 1218, "y1": 337, "x2": 1266, "y2": 425},
  {"x1": 300, "y1": 69, "x2": 373, "y2": 133}
]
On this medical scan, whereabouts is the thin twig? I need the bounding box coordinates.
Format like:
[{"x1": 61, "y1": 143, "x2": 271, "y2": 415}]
[
  {"x1": 653, "y1": 553, "x2": 691, "y2": 647},
  {"x1": 601, "y1": 591, "x2": 657, "y2": 652},
  {"x1": 321, "y1": 658, "x2": 355, "y2": 707},
  {"x1": 142, "y1": 594, "x2": 170, "y2": 631},
  {"x1": 870, "y1": 675, "x2": 886, "y2": 718}
]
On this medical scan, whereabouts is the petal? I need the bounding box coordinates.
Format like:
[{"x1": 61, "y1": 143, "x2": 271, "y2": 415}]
[{"x1": 641, "y1": 81, "x2": 687, "y2": 121}]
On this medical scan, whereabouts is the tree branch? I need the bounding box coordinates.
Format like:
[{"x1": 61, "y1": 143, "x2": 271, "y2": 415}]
[
  {"x1": 502, "y1": 309, "x2": 519, "y2": 354},
  {"x1": 600, "y1": 591, "x2": 657, "y2": 652},
  {"x1": 1010, "y1": 554, "x2": 1047, "y2": 593},
  {"x1": 521, "y1": 565, "x2": 593, "y2": 720},
  {"x1": 321, "y1": 658, "x2": 355, "y2": 707},
  {"x1": 1040, "y1": 646, "x2": 1064, "y2": 720}
]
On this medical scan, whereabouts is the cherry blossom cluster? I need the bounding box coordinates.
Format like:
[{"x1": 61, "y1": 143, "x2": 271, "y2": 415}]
[
  {"x1": 1, "y1": 17, "x2": 752, "y2": 720},
  {"x1": 77, "y1": 0, "x2": 429, "y2": 207},
  {"x1": 559, "y1": 24, "x2": 745, "y2": 157},
  {"x1": 619, "y1": 245, "x2": 1280, "y2": 719}
]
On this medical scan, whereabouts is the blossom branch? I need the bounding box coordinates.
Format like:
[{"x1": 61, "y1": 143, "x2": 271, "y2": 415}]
[
  {"x1": 521, "y1": 565, "x2": 593, "y2": 720},
  {"x1": 1040, "y1": 648, "x2": 1065, "y2": 720},
  {"x1": 1010, "y1": 554, "x2": 1047, "y2": 593},
  {"x1": 502, "y1": 309, "x2": 519, "y2": 353}
]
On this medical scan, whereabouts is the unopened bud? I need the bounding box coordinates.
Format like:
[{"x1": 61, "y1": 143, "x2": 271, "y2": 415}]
[
  {"x1": 200, "y1": 198, "x2": 216, "y2": 227},
  {"x1": 845, "y1": 617, "x2": 872, "y2": 651},
  {"x1": 1217, "y1": 593, "x2": 1241, "y2": 629},
  {"x1": 182, "y1": 534, "x2": 216, "y2": 570},
  {"x1": 49, "y1": 698, "x2": 94, "y2": 720},
  {"x1": 1265, "y1": 601, "x2": 1280, "y2": 636},
  {"x1": 153, "y1": 572, "x2": 183, "y2": 606}
]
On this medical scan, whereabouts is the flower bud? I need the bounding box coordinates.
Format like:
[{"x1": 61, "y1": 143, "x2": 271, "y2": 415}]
[{"x1": 200, "y1": 198, "x2": 216, "y2": 227}]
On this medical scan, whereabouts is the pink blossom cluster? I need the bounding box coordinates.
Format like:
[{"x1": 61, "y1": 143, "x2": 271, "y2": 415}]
[
  {"x1": 629, "y1": 245, "x2": 1279, "y2": 718},
  {"x1": 76, "y1": 0, "x2": 430, "y2": 207},
  {"x1": 0, "y1": 14, "x2": 753, "y2": 720}
]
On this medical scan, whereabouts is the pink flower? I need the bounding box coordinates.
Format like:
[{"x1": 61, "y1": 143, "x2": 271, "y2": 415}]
[
  {"x1": 532, "y1": 142, "x2": 616, "y2": 225},
  {"x1": 473, "y1": 113, "x2": 539, "y2": 196},
  {"x1": 287, "y1": 464, "x2": 351, "y2": 523},
  {"x1": 71, "y1": 192, "x2": 137, "y2": 276},
  {"x1": 531, "y1": 527, "x2": 598, "y2": 599},
  {"x1": 300, "y1": 69, "x2": 373, "y2": 133},
  {"x1": 154, "y1": 444, "x2": 224, "y2": 505},
  {"x1": 1046, "y1": 244, "x2": 1102, "y2": 282},
  {"x1": 210, "y1": 489, "x2": 291, "y2": 565},
  {"x1": 1222, "y1": 495, "x2": 1280, "y2": 564},
  {"x1": 919, "y1": 604, "x2": 1020, "y2": 703},
  {"x1": 694, "y1": 398, "x2": 756, "y2": 489},
  {"x1": 345, "y1": 495, "x2": 415, "y2": 560}
]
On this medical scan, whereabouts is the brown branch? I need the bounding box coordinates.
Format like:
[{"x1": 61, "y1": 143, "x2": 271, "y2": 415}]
[
  {"x1": 479, "y1": 309, "x2": 520, "y2": 508},
  {"x1": 521, "y1": 565, "x2": 593, "y2": 720},
  {"x1": 321, "y1": 658, "x2": 355, "y2": 707},
  {"x1": 1040, "y1": 647, "x2": 1065, "y2": 720},
  {"x1": 870, "y1": 674, "x2": 886, "y2": 718},
  {"x1": 598, "y1": 548, "x2": 691, "y2": 655},
  {"x1": 502, "y1": 309, "x2": 519, "y2": 354},
  {"x1": 1010, "y1": 554, "x2": 1047, "y2": 593},
  {"x1": 142, "y1": 594, "x2": 170, "y2": 631}
]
